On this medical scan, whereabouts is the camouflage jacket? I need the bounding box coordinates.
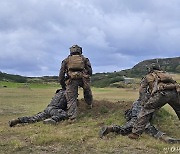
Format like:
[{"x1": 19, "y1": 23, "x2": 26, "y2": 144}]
[
  {"x1": 139, "y1": 77, "x2": 151, "y2": 105},
  {"x1": 59, "y1": 55, "x2": 92, "y2": 89},
  {"x1": 47, "y1": 89, "x2": 67, "y2": 110}
]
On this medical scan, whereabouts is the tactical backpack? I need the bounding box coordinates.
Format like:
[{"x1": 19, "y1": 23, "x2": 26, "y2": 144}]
[
  {"x1": 146, "y1": 70, "x2": 176, "y2": 94},
  {"x1": 154, "y1": 71, "x2": 174, "y2": 83},
  {"x1": 67, "y1": 55, "x2": 85, "y2": 79},
  {"x1": 67, "y1": 55, "x2": 85, "y2": 71}
]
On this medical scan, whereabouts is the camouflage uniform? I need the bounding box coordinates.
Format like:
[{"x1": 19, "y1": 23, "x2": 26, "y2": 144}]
[
  {"x1": 109, "y1": 100, "x2": 165, "y2": 138},
  {"x1": 132, "y1": 69, "x2": 180, "y2": 136},
  {"x1": 100, "y1": 99, "x2": 180, "y2": 143},
  {"x1": 59, "y1": 45, "x2": 93, "y2": 119},
  {"x1": 9, "y1": 89, "x2": 68, "y2": 126},
  {"x1": 100, "y1": 70, "x2": 180, "y2": 142}
]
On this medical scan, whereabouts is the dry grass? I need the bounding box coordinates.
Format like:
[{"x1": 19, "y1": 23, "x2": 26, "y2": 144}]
[
  {"x1": 170, "y1": 73, "x2": 180, "y2": 83},
  {"x1": 0, "y1": 87, "x2": 179, "y2": 154},
  {"x1": 79, "y1": 87, "x2": 139, "y2": 102}
]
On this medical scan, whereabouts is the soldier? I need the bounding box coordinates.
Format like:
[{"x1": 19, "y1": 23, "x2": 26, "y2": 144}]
[
  {"x1": 59, "y1": 45, "x2": 93, "y2": 120},
  {"x1": 9, "y1": 89, "x2": 68, "y2": 127},
  {"x1": 99, "y1": 99, "x2": 180, "y2": 143},
  {"x1": 128, "y1": 64, "x2": 180, "y2": 140}
]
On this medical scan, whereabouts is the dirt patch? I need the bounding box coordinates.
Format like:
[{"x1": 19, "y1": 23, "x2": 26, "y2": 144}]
[
  {"x1": 77, "y1": 99, "x2": 132, "y2": 119},
  {"x1": 78, "y1": 99, "x2": 132, "y2": 111}
]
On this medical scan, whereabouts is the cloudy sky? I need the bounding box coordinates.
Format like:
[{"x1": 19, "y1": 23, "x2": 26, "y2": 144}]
[{"x1": 0, "y1": 0, "x2": 180, "y2": 76}]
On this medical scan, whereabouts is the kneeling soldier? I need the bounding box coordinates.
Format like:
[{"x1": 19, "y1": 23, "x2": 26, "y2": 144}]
[
  {"x1": 99, "y1": 100, "x2": 180, "y2": 144},
  {"x1": 128, "y1": 64, "x2": 180, "y2": 140}
]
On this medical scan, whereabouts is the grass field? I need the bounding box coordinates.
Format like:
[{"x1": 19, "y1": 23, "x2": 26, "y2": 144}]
[{"x1": 0, "y1": 84, "x2": 180, "y2": 154}]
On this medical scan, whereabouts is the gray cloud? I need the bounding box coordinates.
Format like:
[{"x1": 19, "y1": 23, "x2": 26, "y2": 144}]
[{"x1": 0, "y1": 0, "x2": 180, "y2": 76}]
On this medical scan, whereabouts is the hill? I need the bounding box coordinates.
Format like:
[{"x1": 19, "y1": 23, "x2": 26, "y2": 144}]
[
  {"x1": 121, "y1": 56, "x2": 180, "y2": 77},
  {"x1": 91, "y1": 56, "x2": 180, "y2": 87},
  {"x1": 0, "y1": 72, "x2": 27, "y2": 83},
  {"x1": 0, "y1": 57, "x2": 180, "y2": 87}
]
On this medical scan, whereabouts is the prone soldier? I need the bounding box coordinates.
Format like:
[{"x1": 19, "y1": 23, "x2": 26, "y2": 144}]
[
  {"x1": 9, "y1": 89, "x2": 68, "y2": 127},
  {"x1": 99, "y1": 99, "x2": 180, "y2": 143}
]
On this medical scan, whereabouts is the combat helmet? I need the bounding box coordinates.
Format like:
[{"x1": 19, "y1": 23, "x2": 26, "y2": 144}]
[
  {"x1": 70, "y1": 45, "x2": 82, "y2": 55},
  {"x1": 148, "y1": 63, "x2": 161, "y2": 72}
]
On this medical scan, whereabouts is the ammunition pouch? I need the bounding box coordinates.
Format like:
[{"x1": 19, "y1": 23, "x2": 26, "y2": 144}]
[
  {"x1": 157, "y1": 83, "x2": 177, "y2": 91},
  {"x1": 154, "y1": 70, "x2": 174, "y2": 83},
  {"x1": 68, "y1": 71, "x2": 83, "y2": 79}
]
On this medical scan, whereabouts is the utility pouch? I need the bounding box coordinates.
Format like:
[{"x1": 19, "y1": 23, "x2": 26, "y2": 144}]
[{"x1": 68, "y1": 71, "x2": 83, "y2": 79}]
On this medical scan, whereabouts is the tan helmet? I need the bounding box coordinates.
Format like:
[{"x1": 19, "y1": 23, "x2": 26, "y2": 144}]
[
  {"x1": 70, "y1": 45, "x2": 82, "y2": 54},
  {"x1": 148, "y1": 63, "x2": 161, "y2": 72}
]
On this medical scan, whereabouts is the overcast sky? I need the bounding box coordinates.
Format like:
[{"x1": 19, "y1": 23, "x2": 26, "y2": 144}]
[{"x1": 0, "y1": 0, "x2": 180, "y2": 76}]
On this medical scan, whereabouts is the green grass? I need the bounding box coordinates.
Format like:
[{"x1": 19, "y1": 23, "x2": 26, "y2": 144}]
[
  {"x1": 0, "y1": 81, "x2": 59, "y2": 89},
  {"x1": 84, "y1": 87, "x2": 139, "y2": 102},
  {"x1": 0, "y1": 87, "x2": 180, "y2": 154}
]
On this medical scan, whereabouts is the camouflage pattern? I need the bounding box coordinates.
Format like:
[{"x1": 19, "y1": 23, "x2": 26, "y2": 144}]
[
  {"x1": 59, "y1": 49, "x2": 93, "y2": 119},
  {"x1": 59, "y1": 55, "x2": 92, "y2": 89},
  {"x1": 13, "y1": 89, "x2": 68, "y2": 124},
  {"x1": 65, "y1": 78, "x2": 93, "y2": 119},
  {"x1": 132, "y1": 70, "x2": 180, "y2": 135},
  {"x1": 132, "y1": 89, "x2": 180, "y2": 135},
  {"x1": 148, "y1": 63, "x2": 161, "y2": 72},
  {"x1": 69, "y1": 45, "x2": 82, "y2": 54},
  {"x1": 100, "y1": 72, "x2": 179, "y2": 141},
  {"x1": 108, "y1": 100, "x2": 165, "y2": 138}
]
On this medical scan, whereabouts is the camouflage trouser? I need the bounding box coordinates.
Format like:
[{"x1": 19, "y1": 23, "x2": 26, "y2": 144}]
[
  {"x1": 145, "y1": 123, "x2": 165, "y2": 138},
  {"x1": 112, "y1": 117, "x2": 165, "y2": 138},
  {"x1": 112, "y1": 118, "x2": 137, "y2": 135},
  {"x1": 132, "y1": 90, "x2": 180, "y2": 135},
  {"x1": 65, "y1": 78, "x2": 93, "y2": 119},
  {"x1": 18, "y1": 106, "x2": 68, "y2": 124},
  {"x1": 124, "y1": 100, "x2": 142, "y2": 121},
  {"x1": 110, "y1": 100, "x2": 165, "y2": 137}
]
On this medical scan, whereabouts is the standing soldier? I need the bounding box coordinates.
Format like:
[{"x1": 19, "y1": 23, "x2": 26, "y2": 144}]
[
  {"x1": 129, "y1": 63, "x2": 180, "y2": 139},
  {"x1": 59, "y1": 45, "x2": 93, "y2": 120}
]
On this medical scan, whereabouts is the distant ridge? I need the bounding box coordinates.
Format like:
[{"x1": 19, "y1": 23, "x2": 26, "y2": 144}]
[
  {"x1": 0, "y1": 71, "x2": 27, "y2": 83},
  {"x1": 120, "y1": 56, "x2": 180, "y2": 77},
  {"x1": 0, "y1": 57, "x2": 180, "y2": 86}
]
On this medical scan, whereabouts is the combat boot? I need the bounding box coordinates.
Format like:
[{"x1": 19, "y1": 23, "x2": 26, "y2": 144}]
[
  {"x1": 159, "y1": 134, "x2": 180, "y2": 144},
  {"x1": 128, "y1": 133, "x2": 140, "y2": 139},
  {"x1": 43, "y1": 118, "x2": 57, "y2": 125},
  {"x1": 99, "y1": 126, "x2": 114, "y2": 138},
  {"x1": 9, "y1": 119, "x2": 20, "y2": 127}
]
